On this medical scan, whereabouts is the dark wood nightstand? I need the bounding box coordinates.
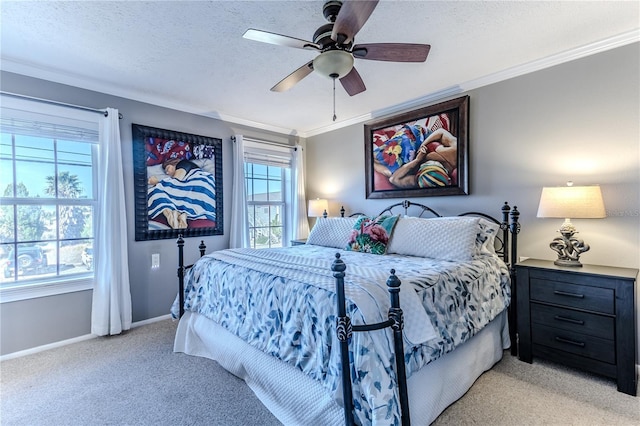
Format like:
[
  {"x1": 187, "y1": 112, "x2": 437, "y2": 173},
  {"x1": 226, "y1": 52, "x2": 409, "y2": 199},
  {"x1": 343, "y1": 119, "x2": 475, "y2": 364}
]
[
  {"x1": 290, "y1": 239, "x2": 307, "y2": 246},
  {"x1": 516, "y1": 258, "x2": 638, "y2": 395}
]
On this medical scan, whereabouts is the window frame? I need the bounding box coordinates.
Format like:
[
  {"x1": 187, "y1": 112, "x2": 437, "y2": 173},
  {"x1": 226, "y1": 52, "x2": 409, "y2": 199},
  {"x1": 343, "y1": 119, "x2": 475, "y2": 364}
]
[
  {"x1": 0, "y1": 96, "x2": 99, "y2": 303},
  {"x1": 243, "y1": 141, "x2": 293, "y2": 249},
  {"x1": 245, "y1": 163, "x2": 287, "y2": 249}
]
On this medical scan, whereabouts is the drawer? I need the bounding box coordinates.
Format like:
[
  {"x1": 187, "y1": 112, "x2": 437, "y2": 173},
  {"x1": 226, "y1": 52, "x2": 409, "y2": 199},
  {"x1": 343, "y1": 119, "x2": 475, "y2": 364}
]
[
  {"x1": 531, "y1": 303, "x2": 614, "y2": 340},
  {"x1": 532, "y1": 324, "x2": 615, "y2": 364},
  {"x1": 530, "y1": 278, "x2": 614, "y2": 314}
]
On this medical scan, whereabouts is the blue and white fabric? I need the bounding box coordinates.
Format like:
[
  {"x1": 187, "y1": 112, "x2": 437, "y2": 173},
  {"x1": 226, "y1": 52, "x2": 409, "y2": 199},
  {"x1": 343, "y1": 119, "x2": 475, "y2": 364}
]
[
  {"x1": 172, "y1": 244, "x2": 510, "y2": 426},
  {"x1": 147, "y1": 168, "x2": 216, "y2": 222}
]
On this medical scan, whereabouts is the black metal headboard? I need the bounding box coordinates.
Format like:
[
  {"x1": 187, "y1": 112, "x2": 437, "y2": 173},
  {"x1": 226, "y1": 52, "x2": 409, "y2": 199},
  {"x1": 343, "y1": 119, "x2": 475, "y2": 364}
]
[
  {"x1": 340, "y1": 199, "x2": 520, "y2": 268},
  {"x1": 336, "y1": 199, "x2": 521, "y2": 357},
  {"x1": 377, "y1": 199, "x2": 441, "y2": 218}
]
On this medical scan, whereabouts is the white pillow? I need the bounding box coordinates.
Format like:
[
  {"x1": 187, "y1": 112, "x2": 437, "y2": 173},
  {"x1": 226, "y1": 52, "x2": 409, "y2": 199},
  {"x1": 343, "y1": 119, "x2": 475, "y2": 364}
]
[
  {"x1": 387, "y1": 216, "x2": 480, "y2": 261},
  {"x1": 307, "y1": 217, "x2": 360, "y2": 249}
]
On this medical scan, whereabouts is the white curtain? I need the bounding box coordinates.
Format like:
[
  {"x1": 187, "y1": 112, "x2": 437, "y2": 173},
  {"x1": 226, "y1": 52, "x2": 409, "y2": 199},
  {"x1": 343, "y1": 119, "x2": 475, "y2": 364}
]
[
  {"x1": 229, "y1": 134, "x2": 250, "y2": 248},
  {"x1": 292, "y1": 144, "x2": 310, "y2": 239},
  {"x1": 91, "y1": 108, "x2": 132, "y2": 336}
]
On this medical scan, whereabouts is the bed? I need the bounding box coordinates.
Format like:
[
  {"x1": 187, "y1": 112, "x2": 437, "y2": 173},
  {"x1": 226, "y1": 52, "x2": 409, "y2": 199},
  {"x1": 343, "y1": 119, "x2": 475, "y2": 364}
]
[{"x1": 173, "y1": 200, "x2": 520, "y2": 425}]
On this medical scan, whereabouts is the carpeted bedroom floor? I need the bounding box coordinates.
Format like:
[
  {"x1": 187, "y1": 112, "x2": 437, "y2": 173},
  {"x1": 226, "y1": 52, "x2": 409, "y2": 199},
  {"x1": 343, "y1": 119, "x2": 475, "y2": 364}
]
[{"x1": 1, "y1": 319, "x2": 638, "y2": 425}]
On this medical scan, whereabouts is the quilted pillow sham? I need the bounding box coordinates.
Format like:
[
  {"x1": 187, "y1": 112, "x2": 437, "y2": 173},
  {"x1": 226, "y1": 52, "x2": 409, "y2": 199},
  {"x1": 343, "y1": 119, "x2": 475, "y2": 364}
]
[
  {"x1": 345, "y1": 215, "x2": 399, "y2": 255},
  {"x1": 386, "y1": 216, "x2": 480, "y2": 261},
  {"x1": 306, "y1": 217, "x2": 360, "y2": 249}
]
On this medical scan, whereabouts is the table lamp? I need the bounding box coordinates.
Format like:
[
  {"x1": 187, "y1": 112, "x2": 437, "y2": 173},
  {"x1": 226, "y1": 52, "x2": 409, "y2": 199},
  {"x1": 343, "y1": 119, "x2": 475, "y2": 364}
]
[
  {"x1": 536, "y1": 182, "x2": 606, "y2": 267},
  {"x1": 308, "y1": 198, "x2": 329, "y2": 219}
]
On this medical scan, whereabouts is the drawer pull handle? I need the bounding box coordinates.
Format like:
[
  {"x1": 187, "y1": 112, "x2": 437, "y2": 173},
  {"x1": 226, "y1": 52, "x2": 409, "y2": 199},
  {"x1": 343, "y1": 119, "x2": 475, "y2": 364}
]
[
  {"x1": 555, "y1": 336, "x2": 585, "y2": 347},
  {"x1": 553, "y1": 290, "x2": 585, "y2": 299},
  {"x1": 554, "y1": 315, "x2": 585, "y2": 325}
]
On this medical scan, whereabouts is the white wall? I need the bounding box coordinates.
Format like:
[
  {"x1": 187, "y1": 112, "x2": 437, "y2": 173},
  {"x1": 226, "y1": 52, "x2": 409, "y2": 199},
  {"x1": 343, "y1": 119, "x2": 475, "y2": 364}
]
[{"x1": 306, "y1": 43, "x2": 640, "y2": 354}]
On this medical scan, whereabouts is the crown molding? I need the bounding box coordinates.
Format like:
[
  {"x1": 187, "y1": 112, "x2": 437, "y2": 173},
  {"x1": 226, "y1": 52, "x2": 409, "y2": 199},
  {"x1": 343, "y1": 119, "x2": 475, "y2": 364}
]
[
  {"x1": 458, "y1": 29, "x2": 640, "y2": 94},
  {"x1": 2, "y1": 30, "x2": 638, "y2": 139},
  {"x1": 0, "y1": 57, "x2": 297, "y2": 136},
  {"x1": 302, "y1": 86, "x2": 464, "y2": 137},
  {"x1": 302, "y1": 29, "x2": 640, "y2": 138}
]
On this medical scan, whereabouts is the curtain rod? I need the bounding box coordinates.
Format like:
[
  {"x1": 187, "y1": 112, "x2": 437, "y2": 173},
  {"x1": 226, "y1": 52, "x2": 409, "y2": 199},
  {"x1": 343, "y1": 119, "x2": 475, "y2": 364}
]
[
  {"x1": 232, "y1": 135, "x2": 297, "y2": 150},
  {"x1": 0, "y1": 91, "x2": 123, "y2": 119}
]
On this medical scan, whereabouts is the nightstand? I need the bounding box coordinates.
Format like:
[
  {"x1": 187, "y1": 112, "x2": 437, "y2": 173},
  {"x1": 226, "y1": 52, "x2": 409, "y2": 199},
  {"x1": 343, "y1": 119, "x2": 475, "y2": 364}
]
[
  {"x1": 290, "y1": 239, "x2": 307, "y2": 246},
  {"x1": 516, "y1": 259, "x2": 638, "y2": 396}
]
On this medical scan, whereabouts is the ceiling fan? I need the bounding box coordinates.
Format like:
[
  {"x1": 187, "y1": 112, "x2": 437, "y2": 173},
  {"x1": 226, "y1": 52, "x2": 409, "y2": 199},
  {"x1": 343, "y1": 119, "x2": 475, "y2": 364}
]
[{"x1": 243, "y1": 0, "x2": 431, "y2": 97}]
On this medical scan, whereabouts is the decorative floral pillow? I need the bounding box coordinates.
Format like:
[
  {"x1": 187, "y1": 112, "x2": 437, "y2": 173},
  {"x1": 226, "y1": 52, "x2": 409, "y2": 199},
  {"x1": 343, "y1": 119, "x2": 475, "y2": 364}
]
[{"x1": 345, "y1": 215, "x2": 399, "y2": 255}]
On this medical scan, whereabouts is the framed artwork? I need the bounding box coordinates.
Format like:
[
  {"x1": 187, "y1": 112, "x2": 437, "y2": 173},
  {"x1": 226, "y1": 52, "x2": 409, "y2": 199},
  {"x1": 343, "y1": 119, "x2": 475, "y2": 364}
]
[
  {"x1": 364, "y1": 95, "x2": 469, "y2": 199},
  {"x1": 132, "y1": 124, "x2": 223, "y2": 241}
]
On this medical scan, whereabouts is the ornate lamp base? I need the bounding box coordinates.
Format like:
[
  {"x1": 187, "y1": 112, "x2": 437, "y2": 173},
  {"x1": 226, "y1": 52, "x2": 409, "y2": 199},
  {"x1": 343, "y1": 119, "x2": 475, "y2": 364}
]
[
  {"x1": 553, "y1": 257, "x2": 584, "y2": 267},
  {"x1": 549, "y1": 219, "x2": 590, "y2": 267}
]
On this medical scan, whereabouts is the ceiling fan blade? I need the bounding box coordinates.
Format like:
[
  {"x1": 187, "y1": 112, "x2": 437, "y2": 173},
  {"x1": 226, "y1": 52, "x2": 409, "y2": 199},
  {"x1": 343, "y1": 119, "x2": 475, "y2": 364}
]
[
  {"x1": 331, "y1": 0, "x2": 379, "y2": 45},
  {"x1": 243, "y1": 28, "x2": 321, "y2": 51},
  {"x1": 352, "y1": 43, "x2": 431, "y2": 62},
  {"x1": 271, "y1": 61, "x2": 315, "y2": 92},
  {"x1": 339, "y1": 67, "x2": 366, "y2": 96}
]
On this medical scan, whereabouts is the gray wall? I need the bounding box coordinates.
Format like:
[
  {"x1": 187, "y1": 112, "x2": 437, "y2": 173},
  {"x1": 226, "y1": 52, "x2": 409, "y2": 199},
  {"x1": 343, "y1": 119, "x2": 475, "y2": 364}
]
[
  {"x1": 306, "y1": 43, "x2": 640, "y2": 355},
  {"x1": 0, "y1": 71, "x2": 299, "y2": 355},
  {"x1": 1, "y1": 42, "x2": 638, "y2": 357}
]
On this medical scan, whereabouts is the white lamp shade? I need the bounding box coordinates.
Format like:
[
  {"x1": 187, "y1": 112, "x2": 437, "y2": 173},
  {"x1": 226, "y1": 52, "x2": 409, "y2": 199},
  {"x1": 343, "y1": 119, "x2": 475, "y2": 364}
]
[
  {"x1": 308, "y1": 198, "x2": 329, "y2": 217},
  {"x1": 537, "y1": 185, "x2": 606, "y2": 219}
]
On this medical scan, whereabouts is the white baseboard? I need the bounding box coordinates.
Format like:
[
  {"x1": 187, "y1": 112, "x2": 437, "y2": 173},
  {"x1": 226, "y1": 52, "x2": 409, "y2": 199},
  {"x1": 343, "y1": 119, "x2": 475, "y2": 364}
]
[
  {"x1": 0, "y1": 333, "x2": 96, "y2": 361},
  {"x1": 0, "y1": 314, "x2": 173, "y2": 361},
  {"x1": 131, "y1": 313, "x2": 173, "y2": 328}
]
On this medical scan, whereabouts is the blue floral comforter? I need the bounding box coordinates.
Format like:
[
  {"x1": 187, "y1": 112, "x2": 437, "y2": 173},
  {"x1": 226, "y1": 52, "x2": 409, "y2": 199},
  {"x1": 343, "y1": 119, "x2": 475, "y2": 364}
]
[{"x1": 172, "y1": 245, "x2": 510, "y2": 425}]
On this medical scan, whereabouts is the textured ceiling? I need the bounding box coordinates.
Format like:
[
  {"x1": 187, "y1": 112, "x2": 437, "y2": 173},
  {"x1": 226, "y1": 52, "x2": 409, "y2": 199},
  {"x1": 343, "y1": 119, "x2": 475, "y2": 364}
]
[{"x1": 1, "y1": 1, "x2": 639, "y2": 137}]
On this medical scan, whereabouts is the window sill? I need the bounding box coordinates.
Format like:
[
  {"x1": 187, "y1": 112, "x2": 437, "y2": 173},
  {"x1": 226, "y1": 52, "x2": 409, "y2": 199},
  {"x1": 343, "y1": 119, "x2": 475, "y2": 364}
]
[{"x1": 0, "y1": 275, "x2": 93, "y2": 303}]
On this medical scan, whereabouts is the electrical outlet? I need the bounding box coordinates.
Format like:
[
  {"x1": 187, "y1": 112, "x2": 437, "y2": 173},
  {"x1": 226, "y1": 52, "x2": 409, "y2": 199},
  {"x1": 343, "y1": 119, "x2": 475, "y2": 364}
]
[{"x1": 151, "y1": 253, "x2": 160, "y2": 268}]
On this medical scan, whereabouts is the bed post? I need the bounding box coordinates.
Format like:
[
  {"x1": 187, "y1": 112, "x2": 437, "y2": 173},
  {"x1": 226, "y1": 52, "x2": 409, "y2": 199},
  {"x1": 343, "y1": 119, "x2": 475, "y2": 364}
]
[
  {"x1": 509, "y1": 207, "x2": 520, "y2": 276},
  {"x1": 331, "y1": 253, "x2": 355, "y2": 426},
  {"x1": 501, "y1": 202, "x2": 511, "y2": 265},
  {"x1": 176, "y1": 238, "x2": 207, "y2": 319},
  {"x1": 508, "y1": 206, "x2": 520, "y2": 356},
  {"x1": 177, "y1": 234, "x2": 185, "y2": 318},
  {"x1": 387, "y1": 269, "x2": 410, "y2": 426},
  {"x1": 332, "y1": 254, "x2": 411, "y2": 425}
]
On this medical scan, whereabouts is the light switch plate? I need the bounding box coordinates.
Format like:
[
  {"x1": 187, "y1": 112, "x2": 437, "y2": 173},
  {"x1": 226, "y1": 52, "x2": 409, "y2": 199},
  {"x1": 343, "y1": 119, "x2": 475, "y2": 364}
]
[{"x1": 152, "y1": 253, "x2": 160, "y2": 268}]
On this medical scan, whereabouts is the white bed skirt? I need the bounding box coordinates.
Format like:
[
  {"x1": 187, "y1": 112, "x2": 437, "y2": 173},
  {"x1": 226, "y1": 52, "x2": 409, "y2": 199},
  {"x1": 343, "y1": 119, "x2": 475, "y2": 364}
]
[{"x1": 174, "y1": 310, "x2": 510, "y2": 425}]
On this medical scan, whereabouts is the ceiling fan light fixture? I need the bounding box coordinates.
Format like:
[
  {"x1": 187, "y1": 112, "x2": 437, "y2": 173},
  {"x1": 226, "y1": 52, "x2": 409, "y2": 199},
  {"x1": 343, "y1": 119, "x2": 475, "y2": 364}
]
[{"x1": 313, "y1": 50, "x2": 354, "y2": 79}]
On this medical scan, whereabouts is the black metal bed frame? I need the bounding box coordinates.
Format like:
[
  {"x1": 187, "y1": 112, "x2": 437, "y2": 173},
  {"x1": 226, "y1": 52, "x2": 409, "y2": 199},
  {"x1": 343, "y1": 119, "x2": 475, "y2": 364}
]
[
  {"x1": 176, "y1": 236, "x2": 206, "y2": 318},
  {"x1": 331, "y1": 200, "x2": 520, "y2": 425},
  {"x1": 332, "y1": 254, "x2": 411, "y2": 425},
  {"x1": 176, "y1": 200, "x2": 521, "y2": 425}
]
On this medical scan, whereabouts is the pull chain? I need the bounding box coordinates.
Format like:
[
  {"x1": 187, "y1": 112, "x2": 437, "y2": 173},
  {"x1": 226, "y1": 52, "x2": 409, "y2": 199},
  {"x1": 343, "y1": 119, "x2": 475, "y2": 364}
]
[{"x1": 332, "y1": 77, "x2": 337, "y2": 122}]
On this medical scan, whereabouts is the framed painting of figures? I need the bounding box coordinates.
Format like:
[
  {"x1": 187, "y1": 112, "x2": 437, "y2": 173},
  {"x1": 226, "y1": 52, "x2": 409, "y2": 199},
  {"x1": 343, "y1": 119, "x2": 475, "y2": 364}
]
[
  {"x1": 132, "y1": 124, "x2": 223, "y2": 241},
  {"x1": 364, "y1": 96, "x2": 469, "y2": 199}
]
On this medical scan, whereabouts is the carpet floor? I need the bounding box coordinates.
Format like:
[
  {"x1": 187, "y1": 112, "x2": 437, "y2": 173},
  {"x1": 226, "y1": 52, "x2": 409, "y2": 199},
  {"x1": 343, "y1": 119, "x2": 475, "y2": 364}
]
[{"x1": 1, "y1": 319, "x2": 638, "y2": 425}]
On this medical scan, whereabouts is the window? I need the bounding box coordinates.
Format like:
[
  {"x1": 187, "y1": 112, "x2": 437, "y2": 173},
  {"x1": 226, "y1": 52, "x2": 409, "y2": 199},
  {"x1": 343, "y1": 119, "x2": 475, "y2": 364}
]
[
  {"x1": 243, "y1": 141, "x2": 293, "y2": 249},
  {"x1": 0, "y1": 97, "x2": 99, "y2": 300}
]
